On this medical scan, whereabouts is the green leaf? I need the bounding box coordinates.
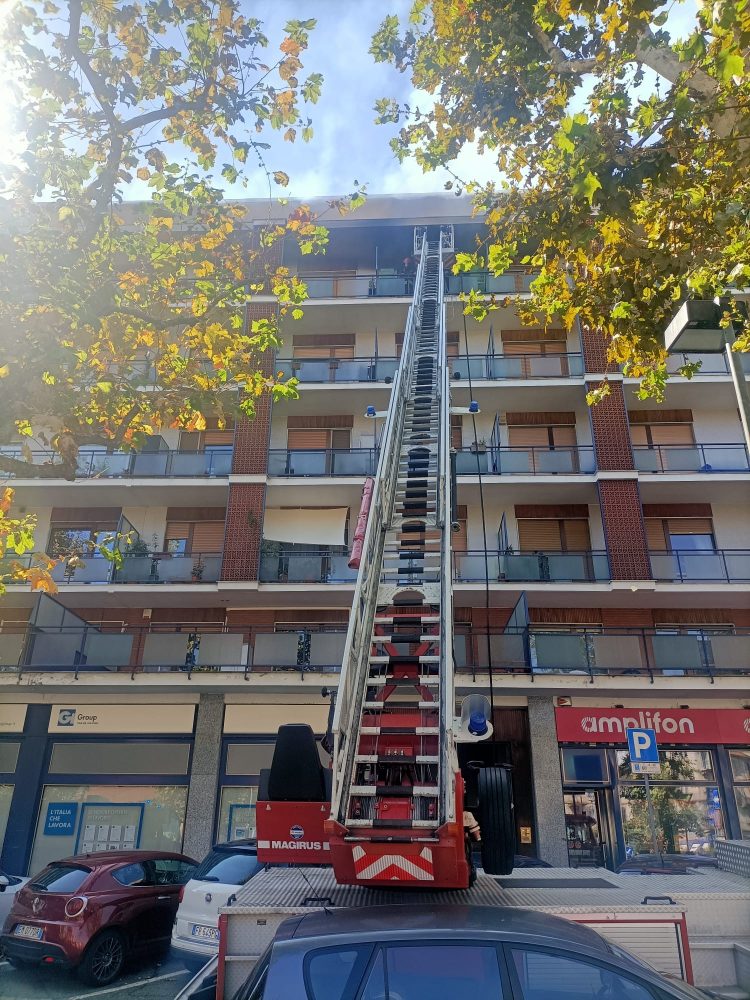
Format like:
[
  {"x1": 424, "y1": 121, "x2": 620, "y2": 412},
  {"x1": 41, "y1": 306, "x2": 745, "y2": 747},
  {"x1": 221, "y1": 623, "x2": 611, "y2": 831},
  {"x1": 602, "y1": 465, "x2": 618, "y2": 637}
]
[
  {"x1": 453, "y1": 251, "x2": 480, "y2": 274},
  {"x1": 487, "y1": 242, "x2": 516, "y2": 276},
  {"x1": 573, "y1": 171, "x2": 602, "y2": 204},
  {"x1": 716, "y1": 49, "x2": 744, "y2": 83}
]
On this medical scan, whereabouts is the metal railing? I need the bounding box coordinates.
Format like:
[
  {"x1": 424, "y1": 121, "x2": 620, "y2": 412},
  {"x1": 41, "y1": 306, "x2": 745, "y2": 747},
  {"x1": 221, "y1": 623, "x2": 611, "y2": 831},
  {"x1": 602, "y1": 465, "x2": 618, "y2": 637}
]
[
  {"x1": 0, "y1": 448, "x2": 232, "y2": 479},
  {"x1": 448, "y1": 353, "x2": 584, "y2": 380},
  {"x1": 267, "y1": 448, "x2": 378, "y2": 477},
  {"x1": 665, "y1": 352, "x2": 750, "y2": 376},
  {"x1": 633, "y1": 443, "x2": 750, "y2": 473},
  {"x1": 3, "y1": 551, "x2": 226, "y2": 585},
  {"x1": 276, "y1": 357, "x2": 399, "y2": 383},
  {"x1": 5, "y1": 625, "x2": 746, "y2": 682},
  {"x1": 296, "y1": 269, "x2": 534, "y2": 299},
  {"x1": 258, "y1": 548, "x2": 357, "y2": 584},
  {"x1": 649, "y1": 549, "x2": 750, "y2": 583},
  {"x1": 456, "y1": 446, "x2": 596, "y2": 475},
  {"x1": 454, "y1": 549, "x2": 611, "y2": 583}
]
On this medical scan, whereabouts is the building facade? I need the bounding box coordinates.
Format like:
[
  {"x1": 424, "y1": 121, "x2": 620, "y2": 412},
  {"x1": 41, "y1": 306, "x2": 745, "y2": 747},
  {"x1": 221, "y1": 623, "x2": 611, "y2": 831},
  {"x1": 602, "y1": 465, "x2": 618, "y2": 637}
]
[{"x1": 1, "y1": 194, "x2": 749, "y2": 874}]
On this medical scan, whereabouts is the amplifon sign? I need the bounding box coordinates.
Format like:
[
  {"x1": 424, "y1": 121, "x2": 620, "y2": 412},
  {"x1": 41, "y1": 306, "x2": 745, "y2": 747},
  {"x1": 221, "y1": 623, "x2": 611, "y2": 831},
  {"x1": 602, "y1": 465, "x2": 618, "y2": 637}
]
[{"x1": 555, "y1": 707, "x2": 750, "y2": 746}]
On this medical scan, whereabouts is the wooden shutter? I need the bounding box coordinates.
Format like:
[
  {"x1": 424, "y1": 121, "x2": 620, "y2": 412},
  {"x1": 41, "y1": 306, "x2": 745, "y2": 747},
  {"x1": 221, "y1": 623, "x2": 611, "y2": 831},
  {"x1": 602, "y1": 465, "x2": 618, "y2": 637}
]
[
  {"x1": 552, "y1": 425, "x2": 577, "y2": 447},
  {"x1": 645, "y1": 518, "x2": 668, "y2": 550},
  {"x1": 179, "y1": 431, "x2": 201, "y2": 452},
  {"x1": 165, "y1": 522, "x2": 190, "y2": 541},
  {"x1": 562, "y1": 519, "x2": 591, "y2": 551},
  {"x1": 331, "y1": 429, "x2": 351, "y2": 449},
  {"x1": 630, "y1": 425, "x2": 649, "y2": 446},
  {"x1": 331, "y1": 346, "x2": 355, "y2": 358},
  {"x1": 518, "y1": 519, "x2": 563, "y2": 551},
  {"x1": 192, "y1": 522, "x2": 225, "y2": 553},
  {"x1": 451, "y1": 416, "x2": 463, "y2": 450},
  {"x1": 204, "y1": 430, "x2": 233, "y2": 446},
  {"x1": 509, "y1": 426, "x2": 549, "y2": 447},
  {"x1": 541, "y1": 341, "x2": 565, "y2": 355},
  {"x1": 504, "y1": 342, "x2": 543, "y2": 356},
  {"x1": 293, "y1": 346, "x2": 330, "y2": 359},
  {"x1": 446, "y1": 331, "x2": 460, "y2": 358},
  {"x1": 650, "y1": 424, "x2": 695, "y2": 446},
  {"x1": 287, "y1": 429, "x2": 331, "y2": 449},
  {"x1": 667, "y1": 517, "x2": 713, "y2": 535}
]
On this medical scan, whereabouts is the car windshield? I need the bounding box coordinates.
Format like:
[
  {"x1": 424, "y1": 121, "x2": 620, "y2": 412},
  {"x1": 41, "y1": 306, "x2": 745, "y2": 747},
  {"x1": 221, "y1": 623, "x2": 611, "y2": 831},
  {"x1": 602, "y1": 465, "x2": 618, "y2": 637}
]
[
  {"x1": 192, "y1": 848, "x2": 261, "y2": 886},
  {"x1": 29, "y1": 863, "x2": 90, "y2": 893}
]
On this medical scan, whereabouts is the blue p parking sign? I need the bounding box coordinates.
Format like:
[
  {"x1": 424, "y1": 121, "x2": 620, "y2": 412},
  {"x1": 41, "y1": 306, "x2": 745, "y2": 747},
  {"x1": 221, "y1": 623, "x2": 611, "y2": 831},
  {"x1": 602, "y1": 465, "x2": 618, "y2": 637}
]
[{"x1": 626, "y1": 727, "x2": 660, "y2": 774}]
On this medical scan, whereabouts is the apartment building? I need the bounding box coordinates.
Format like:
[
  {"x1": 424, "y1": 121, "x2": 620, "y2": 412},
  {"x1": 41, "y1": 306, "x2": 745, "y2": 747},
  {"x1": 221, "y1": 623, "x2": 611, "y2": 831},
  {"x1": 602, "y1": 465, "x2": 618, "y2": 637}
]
[{"x1": 0, "y1": 194, "x2": 748, "y2": 875}]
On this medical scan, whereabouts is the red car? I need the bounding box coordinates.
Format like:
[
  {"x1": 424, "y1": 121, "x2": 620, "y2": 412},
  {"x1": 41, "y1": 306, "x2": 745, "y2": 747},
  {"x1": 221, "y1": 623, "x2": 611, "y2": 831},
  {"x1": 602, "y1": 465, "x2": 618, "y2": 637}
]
[{"x1": 1, "y1": 850, "x2": 196, "y2": 986}]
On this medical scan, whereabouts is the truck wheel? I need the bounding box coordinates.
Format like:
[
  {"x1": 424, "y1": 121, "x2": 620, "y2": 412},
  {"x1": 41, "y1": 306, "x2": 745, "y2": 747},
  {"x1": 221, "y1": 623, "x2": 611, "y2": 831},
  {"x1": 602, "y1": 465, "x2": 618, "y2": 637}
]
[
  {"x1": 477, "y1": 766, "x2": 515, "y2": 876},
  {"x1": 77, "y1": 928, "x2": 125, "y2": 987}
]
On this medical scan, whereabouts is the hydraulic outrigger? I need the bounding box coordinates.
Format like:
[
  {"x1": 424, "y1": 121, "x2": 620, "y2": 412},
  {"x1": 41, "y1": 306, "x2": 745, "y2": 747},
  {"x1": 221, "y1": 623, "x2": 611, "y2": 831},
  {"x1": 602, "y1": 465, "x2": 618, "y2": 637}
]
[{"x1": 255, "y1": 226, "x2": 515, "y2": 889}]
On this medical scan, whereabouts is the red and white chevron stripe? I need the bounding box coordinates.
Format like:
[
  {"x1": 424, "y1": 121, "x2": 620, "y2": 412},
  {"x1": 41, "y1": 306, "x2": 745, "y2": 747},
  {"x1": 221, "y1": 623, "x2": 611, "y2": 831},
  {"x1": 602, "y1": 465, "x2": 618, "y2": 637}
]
[{"x1": 352, "y1": 845, "x2": 434, "y2": 881}]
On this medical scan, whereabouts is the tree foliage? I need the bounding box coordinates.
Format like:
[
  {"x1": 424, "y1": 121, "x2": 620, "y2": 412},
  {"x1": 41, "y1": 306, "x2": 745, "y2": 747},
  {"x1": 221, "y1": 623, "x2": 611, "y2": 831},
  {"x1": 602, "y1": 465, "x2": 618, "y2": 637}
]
[
  {"x1": 373, "y1": 0, "x2": 750, "y2": 399},
  {"x1": 0, "y1": 1, "x2": 363, "y2": 593}
]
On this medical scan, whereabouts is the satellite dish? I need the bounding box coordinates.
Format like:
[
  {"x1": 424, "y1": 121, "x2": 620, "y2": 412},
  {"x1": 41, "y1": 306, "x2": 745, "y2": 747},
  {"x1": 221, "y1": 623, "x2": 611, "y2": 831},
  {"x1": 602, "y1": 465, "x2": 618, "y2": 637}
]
[{"x1": 455, "y1": 694, "x2": 493, "y2": 743}]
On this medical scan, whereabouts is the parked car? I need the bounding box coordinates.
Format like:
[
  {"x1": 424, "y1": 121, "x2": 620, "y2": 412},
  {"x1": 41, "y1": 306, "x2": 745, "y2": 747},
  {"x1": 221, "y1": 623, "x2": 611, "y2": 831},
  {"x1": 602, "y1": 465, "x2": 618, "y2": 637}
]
[
  {"x1": 172, "y1": 839, "x2": 263, "y2": 971},
  {"x1": 176, "y1": 905, "x2": 719, "y2": 1000},
  {"x1": 0, "y1": 870, "x2": 30, "y2": 959},
  {"x1": 1, "y1": 850, "x2": 196, "y2": 986}
]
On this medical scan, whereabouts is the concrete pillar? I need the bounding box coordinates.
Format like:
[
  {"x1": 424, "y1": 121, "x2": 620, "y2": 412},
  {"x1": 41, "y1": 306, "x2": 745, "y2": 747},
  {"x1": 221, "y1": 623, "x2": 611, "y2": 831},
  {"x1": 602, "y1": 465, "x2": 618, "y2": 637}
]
[
  {"x1": 183, "y1": 693, "x2": 224, "y2": 859},
  {"x1": 527, "y1": 696, "x2": 569, "y2": 867}
]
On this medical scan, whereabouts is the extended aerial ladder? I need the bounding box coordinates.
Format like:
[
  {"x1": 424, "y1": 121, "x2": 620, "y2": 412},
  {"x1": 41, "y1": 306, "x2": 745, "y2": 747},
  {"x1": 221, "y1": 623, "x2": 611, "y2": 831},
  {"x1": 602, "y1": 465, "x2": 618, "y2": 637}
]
[{"x1": 256, "y1": 226, "x2": 514, "y2": 889}]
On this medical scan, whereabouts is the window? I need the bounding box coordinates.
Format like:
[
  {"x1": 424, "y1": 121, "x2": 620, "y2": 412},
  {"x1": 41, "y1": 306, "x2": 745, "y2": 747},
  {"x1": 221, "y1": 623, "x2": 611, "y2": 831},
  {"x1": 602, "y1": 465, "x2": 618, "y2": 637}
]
[
  {"x1": 561, "y1": 748, "x2": 609, "y2": 784},
  {"x1": 192, "y1": 849, "x2": 260, "y2": 886},
  {"x1": 29, "y1": 864, "x2": 90, "y2": 893},
  {"x1": 153, "y1": 858, "x2": 194, "y2": 885},
  {"x1": 0, "y1": 785, "x2": 12, "y2": 850},
  {"x1": 730, "y1": 750, "x2": 750, "y2": 839},
  {"x1": 113, "y1": 862, "x2": 150, "y2": 887},
  {"x1": 359, "y1": 943, "x2": 505, "y2": 1000},
  {"x1": 510, "y1": 948, "x2": 656, "y2": 999},
  {"x1": 631, "y1": 423, "x2": 695, "y2": 447},
  {"x1": 305, "y1": 947, "x2": 369, "y2": 1000},
  {"x1": 645, "y1": 517, "x2": 715, "y2": 552},
  {"x1": 518, "y1": 518, "x2": 590, "y2": 552}
]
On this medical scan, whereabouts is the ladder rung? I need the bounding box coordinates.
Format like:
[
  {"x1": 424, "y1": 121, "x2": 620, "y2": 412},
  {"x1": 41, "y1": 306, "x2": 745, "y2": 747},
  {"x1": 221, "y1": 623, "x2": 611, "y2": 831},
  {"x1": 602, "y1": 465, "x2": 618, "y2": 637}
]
[
  {"x1": 355, "y1": 754, "x2": 440, "y2": 764},
  {"x1": 360, "y1": 726, "x2": 440, "y2": 736},
  {"x1": 369, "y1": 655, "x2": 440, "y2": 664},
  {"x1": 350, "y1": 785, "x2": 440, "y2": 798}
]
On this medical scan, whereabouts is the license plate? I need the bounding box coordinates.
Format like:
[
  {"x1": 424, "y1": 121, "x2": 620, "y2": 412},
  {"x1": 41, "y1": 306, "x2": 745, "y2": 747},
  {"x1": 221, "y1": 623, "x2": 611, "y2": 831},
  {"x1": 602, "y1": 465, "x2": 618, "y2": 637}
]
[
  {"x1": 191, "y1": 924, "x2": 219, "y2": 941},
  {"x1": 14, "y1": 924, "x2": 43, "y2": 940}
]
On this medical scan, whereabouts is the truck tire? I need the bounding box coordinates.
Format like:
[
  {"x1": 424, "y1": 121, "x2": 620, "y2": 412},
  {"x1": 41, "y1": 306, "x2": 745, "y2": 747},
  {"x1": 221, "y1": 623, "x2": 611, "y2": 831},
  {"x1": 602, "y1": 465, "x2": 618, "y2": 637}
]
[{"x1": 477, "y1": 766, "x2": 515, "y2": 876}]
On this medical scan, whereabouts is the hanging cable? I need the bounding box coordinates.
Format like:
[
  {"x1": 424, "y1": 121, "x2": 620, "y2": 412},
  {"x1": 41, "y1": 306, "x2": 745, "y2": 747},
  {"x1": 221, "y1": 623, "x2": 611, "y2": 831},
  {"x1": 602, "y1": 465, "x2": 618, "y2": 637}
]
[{"x1": 459, "y1": 305, "x2": 499, "y2": 757}]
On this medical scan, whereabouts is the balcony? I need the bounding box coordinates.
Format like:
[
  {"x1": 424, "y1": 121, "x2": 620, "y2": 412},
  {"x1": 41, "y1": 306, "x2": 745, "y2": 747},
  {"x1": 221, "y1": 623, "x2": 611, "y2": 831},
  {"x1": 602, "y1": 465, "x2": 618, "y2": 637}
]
[
  {"x1": 276, "y1": 357, "x2": 398, "y2": 384},
  {"x1": 454, "y1": 550, "x2": 610, "y2": 583},
  {"x1": 23, "y1": 551, "x2": 225, "y2": 585},
  {"x1": 0, "y1": 447, "x2": 232, "y2": 479},
  {"x1": 258, "y1": 548, "x2": 357, "y2": 584},
  {"x1": 633, "y1": 443, "x2": 750, "y2": 473},
  {"x1": 649, "y1": 549, "x2": 750, "y2": 583},
  {"x1": 456, "y1": 446, "x2": 596, "y2": 475},
  {"x1": 665, "y1": 352, "x2": 750, "y2": 376},
  {"x1": 5, "y1": 623, "x2": 746, "y2": 681},
  {"x1": 296, "y1": 269, "x2": 535, "y2": 299},
  {"x1": 449, "y1": 353, "x2": 584, "y2": 380},
  {"x1": 268, "y1": 448, "x2": 378, "y2": 477}
]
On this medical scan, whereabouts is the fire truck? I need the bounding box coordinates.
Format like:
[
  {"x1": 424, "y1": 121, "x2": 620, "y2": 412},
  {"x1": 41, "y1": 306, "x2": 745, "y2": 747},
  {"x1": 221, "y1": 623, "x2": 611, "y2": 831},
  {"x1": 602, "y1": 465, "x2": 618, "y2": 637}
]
[{"x1": 254, "y1": 225, "x2": 515, "y2": 890}]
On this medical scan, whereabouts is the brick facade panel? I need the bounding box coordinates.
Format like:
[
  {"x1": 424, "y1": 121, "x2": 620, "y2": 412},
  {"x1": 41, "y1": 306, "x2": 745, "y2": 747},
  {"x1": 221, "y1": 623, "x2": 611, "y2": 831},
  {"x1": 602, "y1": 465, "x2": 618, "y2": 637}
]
[
  {"x1": 588, "y1": 381, "x2": 635, "y2": 471},
  {"x1": 597, "y1": 480, "x2": 652, "y2": 580},
  {"x1": 221, "y1": 484, "x2": 266, "y2": 581}
]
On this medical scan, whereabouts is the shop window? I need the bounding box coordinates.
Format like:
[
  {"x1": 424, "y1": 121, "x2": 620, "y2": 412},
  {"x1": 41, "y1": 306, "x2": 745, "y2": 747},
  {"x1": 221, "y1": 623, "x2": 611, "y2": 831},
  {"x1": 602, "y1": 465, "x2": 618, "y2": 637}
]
[
  {"x1": 218, "y1": 786, "x2": 258, "y2": 841},
  {"x1": 561, "y1": 748, "x2": 608, "y2": 784},
  {"x1": 730, "y1": 750, "x2": 750, "y2": 838},
  {"x1": 0, "y1": 784, "x2": 12, "y2": 849},
  {"x1": 48, "y1": 741, "x2": 190, "y2": 776},
  {"x1": 0, "y1": 742, "x2": 20, "y2": 773},
  {"x1": 615, "y1": 750, "x2": 723, "y2": 857},
  {"x1": 30, "y1": 784, "x2": 189, "y2": 874},
  {"x1": 225, "y1": 743, "x2": 275, "y2": 776}
]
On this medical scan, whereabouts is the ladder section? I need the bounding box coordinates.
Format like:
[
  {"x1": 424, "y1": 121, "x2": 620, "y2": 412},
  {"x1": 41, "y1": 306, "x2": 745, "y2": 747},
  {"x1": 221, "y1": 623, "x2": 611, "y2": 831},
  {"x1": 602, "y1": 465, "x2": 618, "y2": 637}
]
[{"x1": 332, "y1": 234, "x2": 452, "y2": 840}]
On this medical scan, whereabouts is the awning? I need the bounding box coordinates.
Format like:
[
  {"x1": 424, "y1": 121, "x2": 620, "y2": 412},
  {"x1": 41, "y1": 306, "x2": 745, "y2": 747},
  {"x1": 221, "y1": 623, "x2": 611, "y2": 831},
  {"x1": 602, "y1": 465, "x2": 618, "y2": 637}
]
[{"x1": 262, "y1": 508, "x2": 348, "y2": 547}]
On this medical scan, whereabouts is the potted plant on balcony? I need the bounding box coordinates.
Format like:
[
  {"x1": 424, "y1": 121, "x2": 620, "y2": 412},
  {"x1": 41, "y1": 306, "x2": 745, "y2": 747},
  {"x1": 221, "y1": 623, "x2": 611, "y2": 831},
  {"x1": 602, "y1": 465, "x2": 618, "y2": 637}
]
[{"x1": 191, "y1": 558, "x2": 205, "y2": 582}]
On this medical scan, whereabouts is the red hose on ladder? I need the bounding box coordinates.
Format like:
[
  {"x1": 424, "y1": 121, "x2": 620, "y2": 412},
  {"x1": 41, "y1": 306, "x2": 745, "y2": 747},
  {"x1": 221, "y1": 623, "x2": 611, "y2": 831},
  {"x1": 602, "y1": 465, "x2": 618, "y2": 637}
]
[{"x1": 348, "y1": 477, "x2": 374, "y2": 569}]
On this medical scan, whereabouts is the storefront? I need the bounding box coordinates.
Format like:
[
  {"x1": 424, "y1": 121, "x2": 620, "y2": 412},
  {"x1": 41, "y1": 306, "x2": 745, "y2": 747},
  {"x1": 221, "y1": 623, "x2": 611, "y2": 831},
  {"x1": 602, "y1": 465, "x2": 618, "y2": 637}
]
[
  {"x1": 217, "y1": 702, "x2": 329, "y2": 844},
  {"x1": 0, "y1": 705, "x2": 26, "y2": 856},
  {"x1": 0, "y1": 702, "x2": 196, "y2": 874},
  {"x1": 556, "y1": 705, "x2": 750, "y2": 869}
]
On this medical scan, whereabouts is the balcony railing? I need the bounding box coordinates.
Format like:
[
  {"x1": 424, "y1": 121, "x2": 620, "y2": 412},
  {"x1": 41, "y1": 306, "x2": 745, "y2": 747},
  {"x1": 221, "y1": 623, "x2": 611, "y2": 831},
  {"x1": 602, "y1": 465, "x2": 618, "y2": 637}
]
[
  {"x1": 0, "y1": 448, "x2": 232, "y2": 479},
  {"x1": 268, "y1": 448, "x2": 378, "y2": 477},
  {"x1": 296, "y1": 270, "x2": 535, "y2": 299},
  {"x1": 4, "y1": 624, "x2": 746, "y2": 681},
  {"x1": 9, "y1": 551, "x2": 226, "y2": 585},
  {"x1": 258, "y1": 548, "x2": 357, "y2": 583},
  {"x1": 454, "y1": 550, "x2": 611, "y2": 583},
  {"x1": 276, "y1": 357, "x2": 399, "y2": 383},
  {"x1": 448, "y1": 353, "x2": 584, "y2": 380},
  {"x1": 633, "y1": 443, "x2": 750, "y2": 473},
  {"x1": 649, "y1": 549, "x2": 750, "y2": 583},
  {"x1": 665, "y1": 352, "x2": 750, "y2": 376},
  {"x1": 456, "y1": 446, "x2": 596, "y2": 475}
]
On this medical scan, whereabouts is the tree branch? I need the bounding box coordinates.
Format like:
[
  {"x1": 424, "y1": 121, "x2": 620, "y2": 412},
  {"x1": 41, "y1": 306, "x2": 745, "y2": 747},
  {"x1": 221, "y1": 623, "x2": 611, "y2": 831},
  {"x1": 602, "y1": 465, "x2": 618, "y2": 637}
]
[
  {"x1": 0, "y1": 453, "x2": 78, "y2": 481},
  {"x1": 634, "y1": 28, "x2": 718, "y2": 99},
  {"x1": 528, "y1": 22, "x2": 599, "y2": 75}
]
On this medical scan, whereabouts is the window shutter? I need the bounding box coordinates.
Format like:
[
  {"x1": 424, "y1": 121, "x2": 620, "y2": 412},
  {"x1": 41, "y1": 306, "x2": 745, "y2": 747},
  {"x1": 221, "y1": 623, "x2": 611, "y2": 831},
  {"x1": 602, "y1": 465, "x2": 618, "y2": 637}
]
[
  {"x1": 650, "y1": 424, "x2": 695, "y2": 446},
  {"x1": 165, "y1": 522, "x2": 191, "y2": 541},
  {"x1": 667, "y1": 517, "x2": 713, "y2": 535},
  {"x1": 509, "y1": 426, "x2": 549, "y2": 448},
  {"x1": 503, "y1": 341, "x2": 544, "y2": 356},
  {"x1": 630, "y1": 425, "x2": 649, "y2": 446},
  {"x1": 518, "y1": 519, "x2": 563, "y2": 551},
  {"x1": 293, "y1": 346, "x2": 330, "y2": 359},
  {"x1": 179, "y1": 431, "x2": 201, "y2": 452},
  {"x1": 645, "y1": 518, "x2": 668, "y2": 550},
  {"x1": 192, "y1": 522, "x2": 225, "y2": 553},
  {"x1": 204, "y1": 430, "x2": 234, "y2": 446},
  {"x1": 540, "y1": 341, "x2": 565, "y2": 355},
  {"x1": 551, "y1": 425, "x2": 577, "y2": 447},
  {"x1": 287, "y1": 429, "x2": 331, "y2": 449},
  {"x1": 331, "y1": 346, "x2": 355, "y2": 359},
  {"x1": 453, "y1": 505, "x2": 467, "y2": 551},
  {"x1": 562, "y1": 519, "x2": 591, "y2": 551}
]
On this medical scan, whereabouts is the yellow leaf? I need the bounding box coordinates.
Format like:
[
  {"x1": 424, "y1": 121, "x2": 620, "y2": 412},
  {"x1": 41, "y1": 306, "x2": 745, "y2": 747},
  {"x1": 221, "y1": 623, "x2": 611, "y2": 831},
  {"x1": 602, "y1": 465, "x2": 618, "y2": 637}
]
[
  {"x1": 0, "y1": 365, "x2": 8, "y2": 378},
  {"x1": 137, "y1": 167, "x2": 151, "y2": 181},
  {"x1": 273, "y1": 171, "x2": 290, "y2": 187}
]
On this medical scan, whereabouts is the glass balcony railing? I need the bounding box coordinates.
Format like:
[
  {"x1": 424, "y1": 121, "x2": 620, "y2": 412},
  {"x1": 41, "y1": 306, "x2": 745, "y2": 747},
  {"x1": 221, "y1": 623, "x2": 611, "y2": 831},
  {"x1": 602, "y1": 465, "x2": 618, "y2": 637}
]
[
  {"x1": 0, "y1": 448, "x2": 232, "y2": 479},
  {"x1": 455, "y1": 446, "x2": 596, "y2": 475},
  {"x1": 6, "y1": 624, "x2": 746, "y2": 680},
  {"x1": 296, "y1": 270, "x2": 535, "y2": 299},
  {"x1": 633, "y1": 443, "x2": 750, "y2": 473},
  {"x1": 448, "y1": 353, "x2": 584, "y2": 380},
  {"x1": 276, "y1": 357, "x2": 399, "y2": 383},
  {"x1": 268, "y1": 448, "x2": 378, "y2": 477},
  {"x1": 258, "y1": 549, "x2": 357, "y2": 584},
  {"x1": 39, "y1": 551, "x2": 223, "y2": 585},
  {"x1": 454, "y1": 550, "x2": 611, "y2": 583},
  {"x1": 665, "y1": 352, "x2": 750, "y2": 376},
  {"x1": 649, "y1": 549, "x2": 750, "y2": 583}
]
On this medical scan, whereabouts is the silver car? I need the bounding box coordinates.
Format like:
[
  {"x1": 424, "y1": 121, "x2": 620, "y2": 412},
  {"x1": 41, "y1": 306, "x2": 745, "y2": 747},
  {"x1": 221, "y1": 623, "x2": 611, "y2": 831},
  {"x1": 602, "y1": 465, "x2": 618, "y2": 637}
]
[{"x1": 178, "y1": 904, "x2": 719, "y2": 1000}]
